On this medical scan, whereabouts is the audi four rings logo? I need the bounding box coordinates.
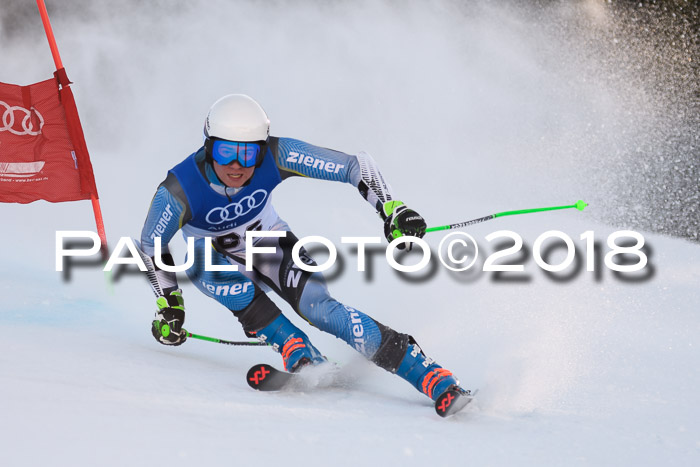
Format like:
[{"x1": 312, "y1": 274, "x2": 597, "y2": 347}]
[
  {"x1": 0, "y1": 101, "x2": 44, "y2": 136},
  {"x1": 205, "y1": 189, "x2": 268, "y2": 225}
]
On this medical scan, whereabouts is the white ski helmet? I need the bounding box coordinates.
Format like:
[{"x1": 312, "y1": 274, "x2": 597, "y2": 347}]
[{"x1": 204, "y1": 94, "x2": 270, "y2": 143}]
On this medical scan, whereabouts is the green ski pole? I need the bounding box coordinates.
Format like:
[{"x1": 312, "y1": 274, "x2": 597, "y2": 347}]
[
  {"x1": 184, "y1": 329, "x2": 267, "y2": 347},
  {"x1": 426, "y1": 200, "x2": 588, "y2": 233}
]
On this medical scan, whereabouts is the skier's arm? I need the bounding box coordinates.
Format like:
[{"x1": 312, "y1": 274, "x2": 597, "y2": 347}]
[
  {"x1": 272, "y1": 137, "x2": 426, "y2": 246},
  {"x1": 273, "y1": 137, "x2": 394, "y2": 212},
  {"x1": 140, "y1": 175, "x2": 190, "y2": 345},
  {"x1": 140, "y1": 173, "x2": 190, "y2": 294}
]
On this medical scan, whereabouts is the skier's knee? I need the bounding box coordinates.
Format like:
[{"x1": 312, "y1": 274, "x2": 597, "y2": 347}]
[
  {"x1": 370, "y1": 324, "x2": 412, "y2": 373},
  {"x1": 297, "y1": 278, "x2": 334, "y2": 325},
  {"x1": 233, "y1": 291, "x2": 282, "y2": 335}
]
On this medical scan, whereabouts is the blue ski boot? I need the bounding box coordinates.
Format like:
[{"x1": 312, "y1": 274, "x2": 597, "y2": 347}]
[
  {"x1": 256, "y1": 314, "x2": 326, "y2": 373},
  {"x1": 396, "y1": 338, "x2": 462, "y2": 401}
]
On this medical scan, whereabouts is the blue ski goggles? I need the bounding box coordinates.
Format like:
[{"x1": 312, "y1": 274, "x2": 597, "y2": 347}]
[{"x1": 210, "y1": 140, "x2": 262, "y2": 167}]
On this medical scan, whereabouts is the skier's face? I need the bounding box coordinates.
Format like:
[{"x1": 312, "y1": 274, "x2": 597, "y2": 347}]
[{"x1": 213, "y1": 159, "x2": 255, "y2": 187}]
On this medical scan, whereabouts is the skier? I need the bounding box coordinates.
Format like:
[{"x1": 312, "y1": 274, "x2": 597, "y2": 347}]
[{"x1": 141, "y1": 94, "x2": 468, "y2": 405}]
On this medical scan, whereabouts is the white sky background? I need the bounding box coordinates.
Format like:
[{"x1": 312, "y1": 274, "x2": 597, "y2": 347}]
[{"x1": 2, "y1": 0, "x2": 696, "y2": 247}]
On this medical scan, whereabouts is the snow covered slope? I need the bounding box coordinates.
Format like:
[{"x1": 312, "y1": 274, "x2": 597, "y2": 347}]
[
  {"x1": 1, "y1": 1, "x2": 698, "y2": 466},
  {"x1": 2, "y1": 220, "x2": 698, "y2": 466}
]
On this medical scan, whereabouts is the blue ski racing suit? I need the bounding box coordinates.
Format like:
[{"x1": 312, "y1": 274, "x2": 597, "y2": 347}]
[{"x1": 141, "y1": 137, "x2": 463, "y2": 400}]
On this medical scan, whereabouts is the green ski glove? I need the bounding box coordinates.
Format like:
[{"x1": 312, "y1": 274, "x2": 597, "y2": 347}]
[
  {"x1": 381, "y1": 200, "x2": 427, "y2": 251},
  {"x1": 151, "y1": 290, "x2": 187, "y2": 346}
]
